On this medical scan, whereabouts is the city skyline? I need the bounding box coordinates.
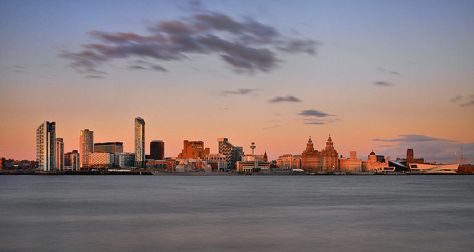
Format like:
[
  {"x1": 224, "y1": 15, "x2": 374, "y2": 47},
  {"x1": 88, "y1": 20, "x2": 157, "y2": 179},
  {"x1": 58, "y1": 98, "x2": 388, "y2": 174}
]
[{"x1": 1, "y1": 0, "x2": 474, "y2": 163}]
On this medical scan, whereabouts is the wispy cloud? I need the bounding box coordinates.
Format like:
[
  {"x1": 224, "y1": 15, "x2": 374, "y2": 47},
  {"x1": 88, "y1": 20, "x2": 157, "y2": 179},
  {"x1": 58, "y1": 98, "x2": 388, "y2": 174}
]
[
  {"x1": 222, "y1": 88, "x2": 259, "y2": 95},
  {"x1": 128, "y1": 60, "x2": 167, "y2": 72},
  {"x1": 269, "y1": 95, "x2": 302, "y2": 103},
  {"x1": 377, "y1": 67, "x2": 400, "y2": 75},
  {"x1": 452, "y1": 94, "x2": 474, "y2": 107},
  {"x1": 374, "y1": 81, "x2": 393, "y2": 87},
  {"x1": 373, "y1": 134, "x2": 453, "y2": 143},
  {"x1": 262, "y1": 124, "x2": 281, "y2": 130},
  {"x1": 61, "y1": 9, "x2": 318, "y2": 76}
]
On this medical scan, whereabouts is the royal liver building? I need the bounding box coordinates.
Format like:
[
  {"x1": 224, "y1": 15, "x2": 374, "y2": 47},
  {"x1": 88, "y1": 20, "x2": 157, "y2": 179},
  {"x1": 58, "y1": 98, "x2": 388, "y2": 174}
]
[{"x1": 301, "y1": 135, "x2": 339, "y2": 173}]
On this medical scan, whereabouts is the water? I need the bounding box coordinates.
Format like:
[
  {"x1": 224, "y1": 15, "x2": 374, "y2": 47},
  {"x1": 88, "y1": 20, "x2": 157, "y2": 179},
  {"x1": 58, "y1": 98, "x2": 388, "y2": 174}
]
[{"x1": 0, "y1": 175, "x2": 473, "y2": 252}]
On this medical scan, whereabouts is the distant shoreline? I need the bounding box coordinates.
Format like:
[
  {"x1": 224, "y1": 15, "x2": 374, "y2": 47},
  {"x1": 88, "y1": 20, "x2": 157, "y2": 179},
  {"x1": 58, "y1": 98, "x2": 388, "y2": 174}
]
[{"x1": 1, "y1": 170, "x2": 472, "y2": 176}]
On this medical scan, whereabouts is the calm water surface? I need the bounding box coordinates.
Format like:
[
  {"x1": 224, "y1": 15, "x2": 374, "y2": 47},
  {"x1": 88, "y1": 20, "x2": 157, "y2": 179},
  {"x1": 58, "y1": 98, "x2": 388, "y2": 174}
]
[{"x1": 0, "y1": 175, "x2": 473, "y2": 252}]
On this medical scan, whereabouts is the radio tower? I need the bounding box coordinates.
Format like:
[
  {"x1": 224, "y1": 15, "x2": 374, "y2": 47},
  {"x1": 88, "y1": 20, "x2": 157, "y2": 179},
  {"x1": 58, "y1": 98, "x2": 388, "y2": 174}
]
[{"x1": 250, "y1": 142, "x2": 257, "y2": 171}]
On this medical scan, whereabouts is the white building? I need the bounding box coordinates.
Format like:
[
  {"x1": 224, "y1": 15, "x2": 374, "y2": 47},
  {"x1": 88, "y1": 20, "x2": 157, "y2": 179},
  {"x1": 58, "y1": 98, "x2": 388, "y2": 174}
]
[
  {"x1": 409, "y1": 163, "x2": 459, "y2": 174},
  {"x1": 135, "y1": 117, "x2": 145, "y2": 168},
  {"x1": 36, "y1": 121, "x2": 56, "y2": 171}
]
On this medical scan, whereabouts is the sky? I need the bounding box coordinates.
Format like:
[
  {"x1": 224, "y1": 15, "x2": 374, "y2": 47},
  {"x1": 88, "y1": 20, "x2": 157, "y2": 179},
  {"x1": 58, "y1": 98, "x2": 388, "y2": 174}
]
[{"x1": 1, "y1": 0, "x2": 473, "y2": 163}]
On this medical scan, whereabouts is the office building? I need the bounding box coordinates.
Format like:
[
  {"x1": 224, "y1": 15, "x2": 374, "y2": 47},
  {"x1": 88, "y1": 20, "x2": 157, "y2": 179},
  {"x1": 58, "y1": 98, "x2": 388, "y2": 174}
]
[
  {"x1": 150, "y1": 140, "x2": 165, "y2": 160},
  {"x1": 301, "y1": 137, "x2": 320, "y2": 172},
  {"x1": 88, "y1": 152, "x2": 114, "y2": 168},
  {"x1": 64, "y1": 150, "x2": 80, "y2": 171},
  {"x1": 94, "y1": 142, "x2": 123, "y2": 154},
  {"x1": 116, "y1": 152, "x2": 135, "y2": 168},
  {"x1": 135, "y1": 117, "x2": 145, "y2": 168},
  {"x1": 339, "y1": 151, "x2": 362, "y2": 173},
  {"x1": 79, "y1": 129, "x2": 94, "y2": 168},
  {"x1": 55, "y1": 138, "x2": 64, "y2": 171},
  {"x1": 276, "y1": 154, "x2": 302, "y2": 170},
  {"x1": 178, "y1": 140, "x2": 210, "y2": 159},
  {"x1": 320, "y1": 135, "x2": 339, "y2": 172},
  {"x1": 36, "y1": 121, "x2": 56, "y2": 171}
]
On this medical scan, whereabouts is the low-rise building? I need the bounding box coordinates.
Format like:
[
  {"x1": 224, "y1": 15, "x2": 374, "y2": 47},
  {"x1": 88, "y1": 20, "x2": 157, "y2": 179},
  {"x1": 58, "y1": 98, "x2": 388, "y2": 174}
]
[
  {"x1": 64, "y1": 150, "x2": 80, "y2": 171},
  {"x1": 88, "y1": 152, "x2": 114, "y2": 168},
  {"x1": 276, "y1": 154, "x2": 301, "y2": 170},
  {"x1": 116, "y1": 152, "x2": 135, "y2": 168},
  {"x1": 339, "y1": 151, "x2": 362, "y2": 173}
]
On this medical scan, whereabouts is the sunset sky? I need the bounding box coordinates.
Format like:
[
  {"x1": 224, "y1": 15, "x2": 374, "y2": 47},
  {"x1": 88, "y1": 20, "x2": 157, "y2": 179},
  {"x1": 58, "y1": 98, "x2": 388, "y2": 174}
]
[{"x1": 1, "y1": 0, "x2": 473, "y2": 163}]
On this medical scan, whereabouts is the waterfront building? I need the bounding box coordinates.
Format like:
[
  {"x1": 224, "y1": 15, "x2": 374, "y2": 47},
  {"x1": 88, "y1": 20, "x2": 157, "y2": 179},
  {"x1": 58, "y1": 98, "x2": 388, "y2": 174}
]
[
  {"x1": 55, "y1": 138, "x2": 64, "y2": 171},
  {"x1": 36, "y1": 121, "x2": 56, "y2": 171},
  {"x1": 301, "y1": 137, "x2": 320, "y2": 173},
  {"x1": 276, "y1": 154, "x2": 302, "y2": 170},
  {"x1": 218, "y1": 138, "x2": 243, "y2": 169},
  {"x1": 146, "y1": 159, "x2": 176, "y2": 172},
  {"x1": 235, "y1": 142, "x2": 270, "y2": 172},
  {"x1": 178, "y1": 140, "x2": 210, "y2": 159},
  {"x1": 88, "y1": 152, "x2": 114, "y2": 168},
  {"x1": 116, "y1": 152, "x2": 135, "y2": 168},
  {"x1": 150, "y1": 140, "x2": 165, "y2": 160},
  {"x1": 79, "y1": 129, "x2": 94, "y2": 168},
  {"x1": 64, "y1": 150, "x2": 80, "y2": 171},
  {"x1": 320, "y1": 135, "x2": 339, "y2": 172},
  {"x1": 363, "y1": 151, "x2": 393, "y2": 172},
  {"x1": 134, "y1": 117, "x2": 145, "y2": 168},
  {"x1": 205, "y1": 153, "x2": 228, "y2": 171},
  {"x1": 408, "y1": 163, "x2": 459, "y2": 174},
  {"x1": 94, "y1": 142, "x2": 123, "y2": 154},
  {"x1": 339, "y1": 151, "x2": 362, "y2": 173},
  {"x1": 406, "y1": 148, "x2": 425, "y2": 164}
]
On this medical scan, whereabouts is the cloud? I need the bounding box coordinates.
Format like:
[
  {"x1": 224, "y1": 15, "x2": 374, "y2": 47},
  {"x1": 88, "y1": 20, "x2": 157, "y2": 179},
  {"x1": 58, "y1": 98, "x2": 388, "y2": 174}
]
[
  {"x1": 373, "y1": 134, "x2": 453, "y2": 143},
  {"x1": 269, "y1": 95, "x2": 302, "y2": 103},
  {"x1": 128, "y1": 60, "x2": 167, "y2": 72},
  {"x1": 262, "y1": 124, "x2": 281, "y2": 130},
  {"x1": 451, "y1": 94, "x2": 474, "y2": 107},
  {"x1": 374, "y1": 81, "x2": 393, "y2": 87},
  {"x1": 61, "y1": 10, "x2": 318, "y2": 76},
  {"x1": 298, "y1": 109, "x2": 337, "y2": 125},
  {"x1": 377, "y1": 67, "x2": 400, "y2": 75},
  {"x1": 451, "y1": 95, "x2": 463, "y2": 103},
  {"x1": 86, "y1": 75, "x2": 104, "y2": 79},
  {"x1": 222, "y1": 88, "x2": 259, "y2": 95},
  {"x1": 373, "y1": 134, "x2": 474, "y2": 163},
  {"x1": 299, "y1": 109, "x2": 333, "y2": 117}
]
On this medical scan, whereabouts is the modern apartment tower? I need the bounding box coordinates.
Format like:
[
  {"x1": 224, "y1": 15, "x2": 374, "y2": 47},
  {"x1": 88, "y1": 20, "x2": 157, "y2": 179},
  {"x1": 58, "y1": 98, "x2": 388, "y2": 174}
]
[
  {"x1": 150, "y1": 140, "x2": 165, "y2": 160},
  {"x1": 218, "y1": 138, "x2": 243, "y2": 170},
  {"x1": 36, "y1": 121, "x2": 56, "y2": 171},
  {"x1": 79, "y1": 129, "x2": 94, "y2": 168},
  {"x1": 134, "y1": 117, "x2": 145, "y2": 168},
  {"x1": 55, "y1": 138, "x2": 64, "y2": 171}
]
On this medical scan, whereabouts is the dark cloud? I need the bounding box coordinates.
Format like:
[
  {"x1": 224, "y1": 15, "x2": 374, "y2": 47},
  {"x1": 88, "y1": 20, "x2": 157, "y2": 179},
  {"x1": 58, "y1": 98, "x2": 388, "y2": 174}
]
[
  {"x1": 269, "y1": 95, "x2": 302, "y2": 103},
  {"x1": 373, "y1": 134, "x2": 452, "y2": 143},
  {"x1": 451, "y1": 95, "x2": 463, "y2": 103},
  {"x1": 61, "y1": 10, "x2": 318, "y2": 76},
  {"x1": 377, "y1": 67, "x2": 400, "y2": 75},
  {"x1": 299, "y1": 109, "x2": 333, "y2": 117},
  {"x1": 451, "y1": 94, "x2": 474, "y2": 107},
  {"x1": 222, "y1": 88, "x2": 259, "y2": 95},
  {"x1": 299, "y1": 109, "x2": 337, "y2": 125},
  {"x1": 374, "y1": 81, "x2": 393, "y2": 87}
]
